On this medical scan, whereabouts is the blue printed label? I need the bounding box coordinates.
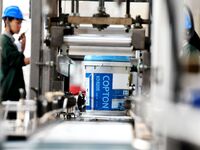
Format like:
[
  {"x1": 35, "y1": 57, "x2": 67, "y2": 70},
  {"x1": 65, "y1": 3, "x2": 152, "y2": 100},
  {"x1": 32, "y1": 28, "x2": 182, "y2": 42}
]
[
  {"x1": 86, "y1": 73, "x2": 92, "y2": 110},
  {"x1": 94, "y1": 73, "x2": 113, "y2": 110},
  {"x1": 112, "y1": 90, "x2": 129, "y2": 99}
]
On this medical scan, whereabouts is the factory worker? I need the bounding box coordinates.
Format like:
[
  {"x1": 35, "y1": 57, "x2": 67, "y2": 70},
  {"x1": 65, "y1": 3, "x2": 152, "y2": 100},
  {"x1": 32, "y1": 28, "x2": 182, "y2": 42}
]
[
  {"x1": 181, "y1": 6, "x2": 200, "y2": 72},
  {"x1": 0, "y1": 6, "x2": 30, "y2": 101}
]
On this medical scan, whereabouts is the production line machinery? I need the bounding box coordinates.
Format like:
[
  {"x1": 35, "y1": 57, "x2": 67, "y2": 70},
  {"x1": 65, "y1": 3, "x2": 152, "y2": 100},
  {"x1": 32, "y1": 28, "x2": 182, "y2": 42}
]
[
  {"x1": 1, "y1": 0, "x2": 198, "y2": 150},
  {"x1": 30, "y1": 0, "x2": 150, "y2": 98},
  {"x1": 1, "y1": 0, "x2": 152, "y2": 149},
  {"x1": 31, "y1": 0, "x2": 151, "y2": 124}
]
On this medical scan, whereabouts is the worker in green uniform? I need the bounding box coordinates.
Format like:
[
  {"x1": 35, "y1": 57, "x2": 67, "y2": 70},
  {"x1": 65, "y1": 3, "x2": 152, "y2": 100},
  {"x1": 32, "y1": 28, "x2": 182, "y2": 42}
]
[{"x1": 0, "y1": 6, "x2": 30, "y2": 101}]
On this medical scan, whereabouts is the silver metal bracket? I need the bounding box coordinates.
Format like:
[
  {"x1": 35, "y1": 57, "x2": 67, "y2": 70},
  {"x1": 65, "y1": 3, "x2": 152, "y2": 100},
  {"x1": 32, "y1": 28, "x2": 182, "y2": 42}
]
[{"x1": 35, "y1": 61, "x2": 55, "y2": 67}]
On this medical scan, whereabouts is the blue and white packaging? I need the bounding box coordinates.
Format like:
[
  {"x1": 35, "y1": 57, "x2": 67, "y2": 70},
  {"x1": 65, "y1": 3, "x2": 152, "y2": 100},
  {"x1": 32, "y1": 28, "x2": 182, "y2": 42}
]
[{"x1": 83, "y1": 56, "x2": 131, "y2": 111}]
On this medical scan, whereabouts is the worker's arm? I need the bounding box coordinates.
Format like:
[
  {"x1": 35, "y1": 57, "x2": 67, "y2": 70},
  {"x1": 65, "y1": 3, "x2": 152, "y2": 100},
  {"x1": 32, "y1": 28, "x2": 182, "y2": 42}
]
[
  {"x1": 24, "y1": 57, "x2": 30, "y2": 65},
  {"x1": 19, "y1": 33, "x2": 26, "y2": 52},
  {"x1": 19, "y1": 33, "x2": 30, "y2": 65}
]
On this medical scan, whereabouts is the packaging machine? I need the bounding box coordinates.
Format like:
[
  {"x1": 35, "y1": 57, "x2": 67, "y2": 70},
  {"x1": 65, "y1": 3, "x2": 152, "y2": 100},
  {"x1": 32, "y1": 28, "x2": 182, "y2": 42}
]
[
  {"x1": 1, "y1": 0, "x2": 200, "y2": 149},
  {"x1": 0, "y1": 0, "x2": 151, "y2": 147}
]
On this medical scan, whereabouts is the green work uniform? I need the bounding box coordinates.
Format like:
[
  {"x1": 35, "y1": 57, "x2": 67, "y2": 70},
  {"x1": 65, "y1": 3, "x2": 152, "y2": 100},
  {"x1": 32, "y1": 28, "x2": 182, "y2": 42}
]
[{"x1": 0, "y1": 32, "x2": 26, "y2": 101}]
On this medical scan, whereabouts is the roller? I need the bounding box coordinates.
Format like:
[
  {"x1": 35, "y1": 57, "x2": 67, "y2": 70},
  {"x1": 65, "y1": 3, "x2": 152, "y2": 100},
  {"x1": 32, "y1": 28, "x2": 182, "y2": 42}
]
[
  {"x1": 63, "y1": 34, "x2": 132, "y2": 47},
  {"x1": 68, "y1": 45, "x2": 133, "y2": 56}
]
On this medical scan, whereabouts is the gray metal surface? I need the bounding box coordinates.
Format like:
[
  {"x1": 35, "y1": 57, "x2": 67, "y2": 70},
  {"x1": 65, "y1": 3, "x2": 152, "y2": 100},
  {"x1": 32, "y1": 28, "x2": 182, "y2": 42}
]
[
  {"x1": 79, "y1": 111, "x2": 133, "y2": 122},
  {"x1": 44, "y1": 0, "x2": 58, "y2": 17},
  {"x1": 83, "y1": 110, "x2": 127, "y2": 116},
  {"x1": 51, "y1": 26, "x2": 64, "y2": 47},
  {"x1": 141, "y1": 51, "x2": 150, "y2": 94},
  {"x1": 42, "y1": 0, "x2": 62, "y2": 94},
  {"x1": 30, "y1": 0, "x2": 43, "y2": 98},
  {"x1": 30, "y1": 0, "x2": 63, "y2": 97},
  {"x1": 42, "y1": 0, "x2": 64, "y2": 93},
  {"x1": 63, "y1": 34, "x2": 132, "y2": 47},
  {"x1": 132, "y1": 29, "x2": 145, "y2": 50}
]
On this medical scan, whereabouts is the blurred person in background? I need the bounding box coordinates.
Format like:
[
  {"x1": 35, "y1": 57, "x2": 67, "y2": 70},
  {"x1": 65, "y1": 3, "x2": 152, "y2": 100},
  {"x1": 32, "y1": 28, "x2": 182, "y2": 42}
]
[{"x1": 181, "y1": 6, "x2": 200, "y2": 72}]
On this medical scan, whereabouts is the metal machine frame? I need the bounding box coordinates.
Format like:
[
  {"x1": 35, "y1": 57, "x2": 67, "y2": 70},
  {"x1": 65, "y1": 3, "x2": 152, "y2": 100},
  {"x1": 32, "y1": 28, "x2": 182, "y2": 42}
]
[{"x1": 30, "y1": 0, "x2": 150, "y2": 98}]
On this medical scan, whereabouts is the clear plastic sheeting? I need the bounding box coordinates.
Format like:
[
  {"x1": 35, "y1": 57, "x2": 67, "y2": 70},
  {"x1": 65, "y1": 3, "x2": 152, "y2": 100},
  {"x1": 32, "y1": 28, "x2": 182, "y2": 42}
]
[
  {"x1": 63, "y1": 34, "x2": 132, "y2": 47},
  {"x1": 1, "y1": 100, "x2": 37, "y2": 136}
]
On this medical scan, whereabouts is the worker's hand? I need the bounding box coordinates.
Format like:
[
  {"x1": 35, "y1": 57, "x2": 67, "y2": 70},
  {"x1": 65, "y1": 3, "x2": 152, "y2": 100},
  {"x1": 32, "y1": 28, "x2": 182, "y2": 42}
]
[
  {"x1": 19, "y1": 33, "x2": 26, "y2": 52},
  {"x1": 24, "y1": 57, "x2": 30, "y2": 65}
]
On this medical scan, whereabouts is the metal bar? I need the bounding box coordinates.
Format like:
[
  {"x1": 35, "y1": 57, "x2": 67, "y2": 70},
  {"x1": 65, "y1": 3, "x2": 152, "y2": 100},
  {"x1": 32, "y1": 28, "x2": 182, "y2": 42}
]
[
  {"x1": 76, "y1": 0, "x2": 79, "y2": 14},
  {"x1": 126, "y1": 0, "x2": 130, "y2": 17},
  {"x1": 63, "y1": 34, "x2": 132, "y2": 47},
  {"x1": 67, "y1": 16, "x2": 133, "y2": 25},
  {"x1": 147, "y1": 0, "x2": 152, "y2": 51},
  {"x1": 68, "y1": 45, "x2": 133, "y2": 56},
  {"x1": 59, "y1": 0, "x2": 62, "y2": 16},
  {"x1": 99, "y1": 0, "x2": 105, "y2": 11},
  {"x1": 0, "y1": 0, "x2": 3, "y2": 34},
  {"x1": 43, "y1": 0, "x2": 62, "y2": 93},
  {"x1": 71, "y1": 0, "x2": 75, "y2": 14},
  {"x1": 64, "y1": 73, "x2": 70, "y2": 92},
  {"x1": 30, "y1": 0, "x2": 42, "y2": 98}
]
